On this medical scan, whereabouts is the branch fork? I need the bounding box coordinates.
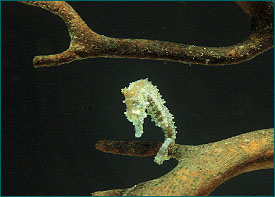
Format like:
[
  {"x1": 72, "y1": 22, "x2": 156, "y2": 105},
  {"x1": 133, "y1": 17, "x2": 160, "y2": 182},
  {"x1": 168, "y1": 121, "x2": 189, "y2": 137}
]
[{"x1": 20, "y1": 1, "x2": 273, "y2": 68}]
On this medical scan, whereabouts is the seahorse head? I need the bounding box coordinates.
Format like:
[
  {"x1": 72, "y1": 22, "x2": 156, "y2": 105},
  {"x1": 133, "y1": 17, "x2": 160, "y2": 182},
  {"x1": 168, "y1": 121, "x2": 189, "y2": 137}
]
[
  {"x1": 123, "y1": 99, "x2": 144, "y2": 121},
  {"x1": 121, "y1": 87, "x2": 148, "y2": 137}
]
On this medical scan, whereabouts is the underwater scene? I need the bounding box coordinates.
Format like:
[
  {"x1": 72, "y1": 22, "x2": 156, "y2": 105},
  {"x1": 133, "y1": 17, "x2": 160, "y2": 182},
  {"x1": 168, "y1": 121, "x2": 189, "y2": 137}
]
[{"x1": 2, "y1": 1, "x2": 274, "y2": 196}]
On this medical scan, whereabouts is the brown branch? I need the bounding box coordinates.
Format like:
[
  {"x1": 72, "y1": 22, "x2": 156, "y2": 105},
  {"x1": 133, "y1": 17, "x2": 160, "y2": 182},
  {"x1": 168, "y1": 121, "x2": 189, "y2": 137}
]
[
  {"x1": 96, "y1": 140, "x2": 163, "y2": 157},
  {"x1": 93, "y1": 128, "x2": 274, "y2": 196},
  {"x1": 20, "y1": 1, "x2": 273, "y2": 68}
]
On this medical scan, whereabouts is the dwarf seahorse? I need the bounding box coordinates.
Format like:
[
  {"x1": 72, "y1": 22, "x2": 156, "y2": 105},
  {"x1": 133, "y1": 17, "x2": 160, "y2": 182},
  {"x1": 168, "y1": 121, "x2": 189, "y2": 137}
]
[{"x1": 121, "y1": 78, "x2": 177, "y2": 165}]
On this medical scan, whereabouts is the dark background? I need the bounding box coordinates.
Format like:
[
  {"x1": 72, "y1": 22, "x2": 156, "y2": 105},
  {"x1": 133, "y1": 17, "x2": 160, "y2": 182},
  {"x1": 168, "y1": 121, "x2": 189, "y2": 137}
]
[{"x1": 2, "y1": 1, "x2": 274, "y2": 196}]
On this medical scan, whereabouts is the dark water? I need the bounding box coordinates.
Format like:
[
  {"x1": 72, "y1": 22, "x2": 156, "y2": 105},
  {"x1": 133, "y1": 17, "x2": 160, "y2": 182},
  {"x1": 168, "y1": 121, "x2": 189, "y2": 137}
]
[{"x1": 2, "y1": 1, "x2": 274, "y2": 196}]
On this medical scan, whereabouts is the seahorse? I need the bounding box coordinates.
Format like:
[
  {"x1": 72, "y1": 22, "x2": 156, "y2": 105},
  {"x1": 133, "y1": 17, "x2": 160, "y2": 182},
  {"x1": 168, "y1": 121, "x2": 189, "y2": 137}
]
[{"x1": 121, "y1": 78, "x2": 177, "y2": 165}]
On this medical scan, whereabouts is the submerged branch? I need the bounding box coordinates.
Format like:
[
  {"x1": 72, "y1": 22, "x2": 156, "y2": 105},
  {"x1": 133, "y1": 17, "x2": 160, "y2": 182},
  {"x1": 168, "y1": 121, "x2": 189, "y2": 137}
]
[
  {"x1": 20, "y1": 1, "x2": 273, "y2": 68},
  {"x1": 94, "y1": 128, "x2": 274, "y2": 196},
  {"x1": 96, "y1": 140, "x2": 163, "y2": 157}
]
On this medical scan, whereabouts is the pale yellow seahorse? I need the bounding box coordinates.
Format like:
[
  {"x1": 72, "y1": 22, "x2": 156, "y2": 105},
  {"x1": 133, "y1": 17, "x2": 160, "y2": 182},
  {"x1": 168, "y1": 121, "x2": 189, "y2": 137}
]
[{"x1": 121, "y1": 78, "x2": 177, "y2": 165}]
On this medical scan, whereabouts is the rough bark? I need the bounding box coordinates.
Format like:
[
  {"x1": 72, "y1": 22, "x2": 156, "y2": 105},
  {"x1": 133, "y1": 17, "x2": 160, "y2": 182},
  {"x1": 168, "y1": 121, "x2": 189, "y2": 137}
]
[
  {"x1": 94, "y1": 128, "x2": 274, "y2": 196},
  {"x1": 20, "y1": 1, "x2": 273, "y2": 68}
]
